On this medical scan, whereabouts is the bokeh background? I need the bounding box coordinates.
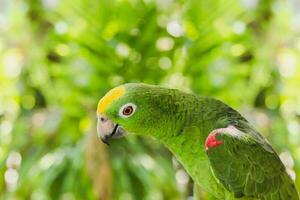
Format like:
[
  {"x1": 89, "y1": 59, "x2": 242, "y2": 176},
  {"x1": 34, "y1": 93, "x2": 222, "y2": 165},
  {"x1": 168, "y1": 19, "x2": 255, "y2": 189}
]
[{"x1": 0, "y1": 0, "x2": 300, "y2": 199}]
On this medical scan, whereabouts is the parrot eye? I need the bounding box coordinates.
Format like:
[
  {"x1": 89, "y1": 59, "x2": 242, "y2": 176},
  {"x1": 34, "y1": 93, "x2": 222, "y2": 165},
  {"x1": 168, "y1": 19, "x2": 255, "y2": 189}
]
[
  {"x1": 119, "y1": 103, "x2": 137, "y2": 118},
  {"x1": 123, "y1": 106, "x2": 133, "y2": 115}
]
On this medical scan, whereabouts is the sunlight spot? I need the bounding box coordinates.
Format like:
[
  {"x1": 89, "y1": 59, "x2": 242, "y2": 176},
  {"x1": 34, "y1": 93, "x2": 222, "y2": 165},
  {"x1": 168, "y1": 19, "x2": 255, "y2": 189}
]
[
  {"x1": 156, "y1": 37, "x2": 174, "y2": 51},
  {"x1": 116, "y1": 43, "x2": 130, "y2": 58},
  {"x1": 4, "y1": 168, "x2": 19, "y2": 191},
  {"x1": 167, "y1": 21, "x2": 183, "y2": 37},
  {"x1": 32, "y1": 112, "x2": 47, "y2": 128},
  {"x1": 39, "y1": 151, "x2": 65, "y2": 170},
  {"x1": 39, "y1": 154, "x2": 56, "y2": 170},
  {"x1": 0, "y1": 122, "x2": 12, "y2": 144},
  {"x1": 233, "y1": 21, "x2": 246, "y2": 34},
  {"x1": 291, "y1": 14, "x2": 300, "y2": 30},
  {"x1": 158, "y1": 57, "x2": 172, "y2": 70},
  {"x1": 241, "y1": 0, "x2": 258, "y2": 9},
  {"x1": 55, "y1": 21, "x2": 68, "y2": 34},
  {"x1": 154, "y1": 0, "x2": 173, "y2": 10},
  {"x1": 0, "y1": 13, "x2": 9, "y2": 31},
  {"x1": 175, "y1": 169, "x2": 189, "y2": 185},
  {"x1": 278, "y1": 49, "x2": 297, "y2": 78},
  {"x1": 288, "y1": 121, "x2": 300, "y2": 136},
  {"x1": 0, "y1": 120, "x2": 13, "y2": 136},
  {"x1": 134, "y1": 155, "x2": 155, "y2": 170},
  {"x1": 6, "y1": 151, "x2": 22, "y2": 168},
  {"x1": 42, "y1": 0, "x2": 59, "y2": 9},
  {"x1": 3, "y1": 48, "x2": 24, "y2": 78},
  {"x1": 288, "y1": 121, "x2": 300, "y2": 144}
]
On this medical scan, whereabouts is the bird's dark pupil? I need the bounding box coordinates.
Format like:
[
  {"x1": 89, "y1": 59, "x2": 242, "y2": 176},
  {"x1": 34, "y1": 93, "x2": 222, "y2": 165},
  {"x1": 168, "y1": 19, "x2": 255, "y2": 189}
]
[{"x1": 123, "y1": 106, "x2": 133, "y2": 115}]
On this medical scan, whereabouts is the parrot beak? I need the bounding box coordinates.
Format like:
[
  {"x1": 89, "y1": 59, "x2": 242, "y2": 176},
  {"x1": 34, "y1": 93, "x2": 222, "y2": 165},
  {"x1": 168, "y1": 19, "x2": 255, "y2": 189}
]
[{"x1": 96, "y1": 115, "x2": 127, "y2": 145}]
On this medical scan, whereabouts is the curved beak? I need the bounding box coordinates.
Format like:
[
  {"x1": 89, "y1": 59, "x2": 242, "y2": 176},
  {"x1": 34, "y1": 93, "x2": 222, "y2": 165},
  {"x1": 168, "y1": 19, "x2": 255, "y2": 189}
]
[{"x1": 96, "y1": 115, "x2": 127, "y2": 145}]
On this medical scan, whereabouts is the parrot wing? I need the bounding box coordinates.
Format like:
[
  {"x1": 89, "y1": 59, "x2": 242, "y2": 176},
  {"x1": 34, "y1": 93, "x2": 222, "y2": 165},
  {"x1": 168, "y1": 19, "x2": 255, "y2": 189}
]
[{"x1": 205, "y1": 125, "x2": 299, "y2": 199}]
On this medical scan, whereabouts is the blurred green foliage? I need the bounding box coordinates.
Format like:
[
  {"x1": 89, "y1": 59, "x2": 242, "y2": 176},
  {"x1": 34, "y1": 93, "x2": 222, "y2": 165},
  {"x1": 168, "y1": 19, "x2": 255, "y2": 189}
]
[{"x1": 0, "y1": 0, "x2": 300, "y2": 199}]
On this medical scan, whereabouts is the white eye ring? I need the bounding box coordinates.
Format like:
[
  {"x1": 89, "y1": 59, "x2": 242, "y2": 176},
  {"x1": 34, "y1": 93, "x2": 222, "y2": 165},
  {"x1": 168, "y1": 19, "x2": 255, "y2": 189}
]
[{"x1": 119, "y1": 103, "x2": 137, "y2": 118}]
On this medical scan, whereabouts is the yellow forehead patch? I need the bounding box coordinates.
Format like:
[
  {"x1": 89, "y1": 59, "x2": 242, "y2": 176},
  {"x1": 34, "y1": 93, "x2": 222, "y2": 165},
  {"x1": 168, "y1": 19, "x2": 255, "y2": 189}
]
[{"x1": 97, "y1": 86, "x2": 126, "y2": 114}]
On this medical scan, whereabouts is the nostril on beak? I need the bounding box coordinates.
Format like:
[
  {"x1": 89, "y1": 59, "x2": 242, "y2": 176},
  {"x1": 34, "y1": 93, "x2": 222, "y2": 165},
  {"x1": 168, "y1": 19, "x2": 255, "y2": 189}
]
[{"x1": 97, "y1": 115, "x2": 107, "y2": 122}]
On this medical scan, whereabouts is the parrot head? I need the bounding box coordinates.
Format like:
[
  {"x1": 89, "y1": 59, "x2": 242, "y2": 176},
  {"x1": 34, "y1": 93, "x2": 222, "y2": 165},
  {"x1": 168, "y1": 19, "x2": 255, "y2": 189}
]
[{"x1": 96, "y1": 83, "x2": 173, "y2": 145}]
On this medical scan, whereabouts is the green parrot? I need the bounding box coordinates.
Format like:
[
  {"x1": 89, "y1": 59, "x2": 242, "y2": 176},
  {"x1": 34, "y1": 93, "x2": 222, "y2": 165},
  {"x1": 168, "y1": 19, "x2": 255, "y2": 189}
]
[{"x1": 96, "y1": 83, "x2": 299, "y2": 200}]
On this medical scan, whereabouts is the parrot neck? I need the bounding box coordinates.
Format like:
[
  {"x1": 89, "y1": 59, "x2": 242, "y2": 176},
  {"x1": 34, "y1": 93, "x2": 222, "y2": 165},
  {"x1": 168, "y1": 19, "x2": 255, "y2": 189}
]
[{"x1": 146, "y1": 97, "x2": 227, "y2": 198}]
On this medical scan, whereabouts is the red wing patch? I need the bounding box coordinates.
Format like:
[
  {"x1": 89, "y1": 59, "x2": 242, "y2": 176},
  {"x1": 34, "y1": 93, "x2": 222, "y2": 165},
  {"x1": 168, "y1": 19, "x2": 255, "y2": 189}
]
[{"x1": 205, "y1": 132, "x2": 223, "y2": 151}]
